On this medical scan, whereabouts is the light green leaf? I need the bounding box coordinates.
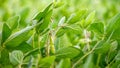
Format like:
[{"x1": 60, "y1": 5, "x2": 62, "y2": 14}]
[
  {"x1": 56, "y1": 27, "x2": 67, "y2": 37},
  {"x1": 39, "y1": 56, "x2": 56, "y2": 68},
  {"x1": 58, "y1": 16, "x2": 66, "y2": 26},
  {"x1": 19, "y1": 7, "x2": 30, "y2": 27},
  {"x1": 88, "y1": 22, "x2": 104, "y2": 36},
  {"x1": 7, "y1": 16, "x2": 19, "y2": 30},
  {"x1": 54, "y1": 2, "x2": 64, "y2": 8},
  {"x1": 56, "y1": 58, "x2": 71, "y2": 68},
  {"x1": 94, "y1": 40, "x2": 110, "y2": 54},
  {"x1": 9, "y1": 50, "x2": 23, "y2": 65},
  {"x1": 33, "y1": 3, "x2": 53, "y2": 21},
  {"x1": 56, "y1": 46, "x2": 80, "y2": 59},
  {"x1": 83, "y1": 54, "x2": 94, "y2": 68},
  {"x1": 67, "y1": 9, "x2": 87, "y2": 24},
  {"x1": 65, "y1": 24, "x2": 82, "y2": 32},
  {"x1": 4, "y1": 26, "x2": 33, "y2": 48},
  {"x1": 85, "y1": 11, "x2": 95, "y2": 27}
]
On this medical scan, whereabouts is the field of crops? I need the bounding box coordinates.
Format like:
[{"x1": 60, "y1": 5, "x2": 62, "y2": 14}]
[{"x1": 0, "y1": 0, "x2": 120, "y2": 68}]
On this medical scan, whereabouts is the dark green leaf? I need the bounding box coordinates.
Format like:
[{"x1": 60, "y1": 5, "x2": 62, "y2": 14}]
[
  {"x1": 36, "y1": 10, "x2": 52, "y2": 34},
  {"x1": 2, "y1": 23, "x2": 11, "y2": 43},
  {"x1": 14, "y1": 42, "x2": 33, "y2": 53},
  {"x1": 24, "y1": 48, "x2": 39, "y2": 59},
  {"x1": 106, "y1": 13, "x2": 120, "y2": 34},
  {"x1": 0, "y1": 49, "x2": 10, "y2": 65},
  {"x1": 106, "y1": 13, "x2": 120, "y2": 41}
]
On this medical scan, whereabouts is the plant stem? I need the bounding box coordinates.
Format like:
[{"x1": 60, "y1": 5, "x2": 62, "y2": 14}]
[
  {"x1": 18, "y1": 64, "x2": 22, "y2": 68},
  {"x1": 72, "y1": 41, "x2": 101, "y2": 68},
  {"x1": 96, "y1": 54, "x2": 101, "y2": 67},
  {"x1": 46, "y1": 34, "x2": 50, "y2": 56}
]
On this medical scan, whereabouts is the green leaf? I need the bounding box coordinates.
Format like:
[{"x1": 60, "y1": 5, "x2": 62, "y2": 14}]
[
  {"x1": 67, "y1": 9, "x2": 87, "y2": 24},
  {"x1": 88, "y1": 22, "x2": 104, "y2": 36},
  {"x1": 58, "y1": 16, "x2": 66, "y2": 26},
  {"x1": 54, "y1": 2, "x2": 64, "y2": 8},
  {"x1": 56, "y1": 58, "x2": 71, "y2": 68},
  {"x1": 106, "y1": 13, "x2": 120, "y2": 41},
  {"x1": 36, "y1": 9, "x2": 52, "y2": 34},
  {"x1": 111, "y1": 28, "x2": 120, "y2": 40},
  {"x1": 56, "y1": 27, "x2": 67, "y2": 37},
  {"x1": 94, "y1": 40, "x2": 111, "y2": 54},
  {"x1": 55, "y1": 46, "x2": 80, "y2": 59},
  {"x1": 24, "y1": 48, "x2": 39, "y2": 59},
  {"x1": 9, "y1": 50, "x2": 23, "y2": 65},
  {"x1": 111, "y1": 61, "x2": 120, "y2": 68},
  {"x1": 4, "y1": 26, "x2": 33, "y2": 48},
  {"x1": 115, "y1": 51, "x2": 120, "y2": 61},
  {"x1": 39, "y1": 56, "x2": 56, "y2": 68},
  {"x1": 54, "y1": 34, "x2": 72, "y2": 50},
  {"x1": 0, "y1": 49, "x2": 10, "y2": 65},
  {"x1": 83, "y1": 54, "x2": 94, "y2": 68},
  {"x1": 106, "y1": 13, "x2": 120, "y2": 34},
  {"x1": 66, "y1": 13, "x2": 76, "y2": 23},
  {"x1": 2, "y1": 23, "x2": 11, "y2": 43},
  {"x1": 85, "y1": 11, "x2": 95, "y2": 27},
  {"x1": 14, "y1": 42, "x2": 33, "y2": 53},
  {"x1": 7, "y1": 16, "x2": 19, "y2": 30},
  {"x1": 106, "y1": 41, "x2": 118, "y2": 63},
  {"x1": 0, "y1": 32, "x2": 2, "y2": 46},
  {"x1": 19, "y1": 7, "x2": 30, "y2": 27},
  {"x1": 33, "y1": 3, "x2": 53, "y2": 21},
  {"x1": 65, "y1": 24, "x2": 82, "y2": 33}
]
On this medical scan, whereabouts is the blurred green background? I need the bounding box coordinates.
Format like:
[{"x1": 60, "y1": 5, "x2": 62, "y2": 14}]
[
  {"x1": 0, "y1": 0, "x2": 120, "y2": 30},
  {"x1": 0, "y1": 0, "x2": 120, "y2": 68}
]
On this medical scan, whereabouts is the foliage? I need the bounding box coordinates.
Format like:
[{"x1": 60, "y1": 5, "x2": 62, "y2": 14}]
[{"x1": 0, "y1": 0, "x2": 120, "y2": 68}]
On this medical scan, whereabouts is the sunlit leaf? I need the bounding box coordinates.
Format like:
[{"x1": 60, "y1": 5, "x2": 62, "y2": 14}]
[
  {"x1": 38, "y1": 56, "x2": 56, "y2": 68},
  {"x1": 4, "y1": 26, "x2": 33, "y2": 48},
  {"x1": 7, "y1": 16, "x2": 19, "y2": 30},
  {"x1": 56, "y1": 58, "x2": 71, "y2": 68},
  {"x1": 56, "y1": 46, "x2": 80, "y2": 59}
]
